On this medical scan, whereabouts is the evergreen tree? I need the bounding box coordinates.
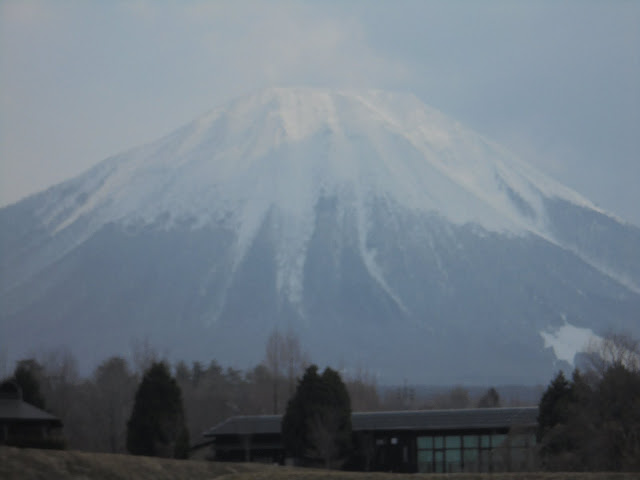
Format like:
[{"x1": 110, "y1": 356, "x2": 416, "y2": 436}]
[
  {"x1": 537, "y1": 371, "x2": 571, "y2": 441},
  {"x1": 12, "y1": 359, "x2": 46, "y2": 409},
  {"x1": 282, "y1": 365, "x2": 352, "y2": 468},
  {"x1": 477, "y1": 387, "x2": 500, "y2": 408},
  {"x1": 126, "y1": 362, "x2": 189, "y2": 458},
  {"x1": 537, "y1": 365, "x2": 640, "y2": 471}
]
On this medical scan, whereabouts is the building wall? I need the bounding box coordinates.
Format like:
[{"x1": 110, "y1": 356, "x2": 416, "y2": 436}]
[
  {"x1": 415, "y1": 429, "x2": 536, "y2": 473},
  {"x1": 210, "y1": 426, "x2": 537, "y2": 473}
]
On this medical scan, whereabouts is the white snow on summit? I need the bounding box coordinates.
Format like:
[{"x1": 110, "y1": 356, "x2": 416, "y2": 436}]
[{"x1": 36, "y1": 87, "x2": 601, "y2": 305}]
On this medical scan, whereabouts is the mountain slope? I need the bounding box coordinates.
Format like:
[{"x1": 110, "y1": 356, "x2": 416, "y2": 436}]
[{"x1": 1, "y1": 87, "x2": 639, "y2": 383}]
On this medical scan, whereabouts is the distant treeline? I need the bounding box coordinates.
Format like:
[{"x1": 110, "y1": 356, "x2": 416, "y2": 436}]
[
  {"x1": 2, "y1": 328, "x2": 519, "y2": 453},
  {"x1": 3, "y1": 329, "x2": 638, "y2": 472}
]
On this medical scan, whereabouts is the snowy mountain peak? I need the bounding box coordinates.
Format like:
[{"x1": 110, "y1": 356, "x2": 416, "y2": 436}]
[
  {"x1": 44, "y1": 87, "x2": 591, "y2": 237},
  {"x1": 3, "y1": 87, "x2": 639, "y2": 383},
  {"x1": 24, "y1": 87, "x2": 613, "y2": 305}
]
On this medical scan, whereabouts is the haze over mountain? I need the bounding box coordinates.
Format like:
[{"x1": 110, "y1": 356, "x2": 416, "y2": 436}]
[{"x1": 2, "y1": 88, "x2": 639, "y2": 384}]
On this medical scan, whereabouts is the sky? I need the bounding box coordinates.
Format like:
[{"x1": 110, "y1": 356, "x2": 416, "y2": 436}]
[{"x1": 1, "y1": 0, "x2": 639, "y2": 225}]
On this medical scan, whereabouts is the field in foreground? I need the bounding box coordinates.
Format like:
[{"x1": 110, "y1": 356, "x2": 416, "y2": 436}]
[{"x1": 1, "y1": 447, "x2": 638, "y2": 480}]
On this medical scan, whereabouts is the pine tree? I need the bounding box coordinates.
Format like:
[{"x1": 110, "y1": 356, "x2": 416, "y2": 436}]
[
  {"x1": 477, "y1": 387, "x2": 500, "y2": 408},
  {"x1": 537, "y1": 371, "x2": 571, "y2": 440},
  {"x1": 126, "y1": 362, "x2": 189, "y2": 458},
  {"x1": 282, "y1": 365, "x2": 352, "y2": 468},
  {"x1": 12, "y1": 359, "x2": 46, "y2": 409}
]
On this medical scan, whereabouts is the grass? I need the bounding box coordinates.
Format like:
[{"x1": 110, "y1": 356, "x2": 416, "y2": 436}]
[{"x1": 1, "y1": 446, "x2": 638, "y2": 480}]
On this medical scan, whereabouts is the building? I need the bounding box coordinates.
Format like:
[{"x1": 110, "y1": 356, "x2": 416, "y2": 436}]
[
  {"x1": 204, "y1": 406, "x2": 538, "y2": 473},
  {"x1": 0, "y1": 382, "x2": 63, "y2": 448}
]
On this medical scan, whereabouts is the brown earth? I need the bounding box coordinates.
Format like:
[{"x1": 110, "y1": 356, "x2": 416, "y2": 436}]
[{"x1": 1, "y1": 447, "x2": 637, "y2": 480}]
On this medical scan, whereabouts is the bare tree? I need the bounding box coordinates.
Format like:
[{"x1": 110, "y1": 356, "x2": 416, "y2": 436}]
[
  {"x1": 265, "y1": 328, "x2": 285, "y2": 413},
  {"x1": 583, "y1": 332, "x2": 640, "y2": 377},
  {"x1": 37, "y1": 347, "x2": 80, "y2": 420},
  {"x1": 345, "y1": 366, "x2": 381, "y2": 412},
  {"x1": 0, "y1": 347, "x2": 8, "y2": 380},
  {"x1": 427, "y1": 386, "x2": 471, "y2": 410},
  {"x1": 264, "y1": 326, "x2": 308, "y2": 413},
  {"x1": 283, "y1": 327, "x2": 308, "y2": 397},
  {"x1": 130, "y1": 337, "x2": 162, "y2": 375},
  {"x1": 91, "y1": 356, "x2": 136, "y2": 453}
]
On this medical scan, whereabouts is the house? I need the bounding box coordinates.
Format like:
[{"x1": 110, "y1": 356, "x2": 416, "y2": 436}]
[
  {"x1": 204, "y1": 406, "x2": 538, "y2": 473},
  {"x1": 0, "y1": 382, "x2": 63, "y2": 448}
]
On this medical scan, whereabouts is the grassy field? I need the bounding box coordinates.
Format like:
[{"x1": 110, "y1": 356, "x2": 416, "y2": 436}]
[{"x1": 1, "y1": 446, "x2": 638, "y2": 480}]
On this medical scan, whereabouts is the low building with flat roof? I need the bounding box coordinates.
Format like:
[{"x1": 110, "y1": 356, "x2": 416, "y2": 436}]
[{"x1": 204, "y1": 406, "x2": 538, "y2": 473}]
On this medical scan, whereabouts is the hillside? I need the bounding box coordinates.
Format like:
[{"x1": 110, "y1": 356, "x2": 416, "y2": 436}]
[{"x1": 1, "y1": 447, "x2": 638, "y2": 480}]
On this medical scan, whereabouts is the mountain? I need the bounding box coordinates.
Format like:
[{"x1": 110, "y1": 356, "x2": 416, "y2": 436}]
[{"x1": 1, "y1": 87, "x2": 639, "y2": 384}]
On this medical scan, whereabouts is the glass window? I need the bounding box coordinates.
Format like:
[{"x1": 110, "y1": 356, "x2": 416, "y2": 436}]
[
  {"x1": 446, "y1": 449, "x2": 461, "y2": 463},
  {"x1": 434, "y1": 451, "x2": 444, "y2": 473},
  {"x1": 434, "y1": 436, "x2": 444, "y2": 449},
  {"x1": 418, "y1": 450, "x2": 433, "y2": 463},
  {"x1": 417, "y1": 436, "x2": 432, "y2": 449},
  {"x1": 463, "y1": 448, "x2": 478, "y2": 463},
  {"x1": 463, "y1": 449, "x2": 479, "y2": 473},
  {"x1": 463, "y1": 435, "x2": 478, "y2": 448},
  {"x1": 445, "y1": 435, "x2": 461, "y2": 449},
  {"x1": 492, "y1": 434, "x2": 507, "y2": 448},
  {"x1": 480, "y1": 435, "x2": 491, "y2": 448}
]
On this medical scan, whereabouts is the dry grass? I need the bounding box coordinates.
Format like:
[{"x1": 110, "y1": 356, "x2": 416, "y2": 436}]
[
  {"x1": 1, "y1": 447, "x2": 638, "y2": 480},
  {"x1": 0, "y1": 446, "x2": 266, "y2": 480}
]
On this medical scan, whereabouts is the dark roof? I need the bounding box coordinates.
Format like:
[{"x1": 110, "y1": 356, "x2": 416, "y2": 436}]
[
  {"x1": 352, "y1": 407, "x2": 538, "y2": 431},
  {"x1": 206, "y1": 415, "x2": 282, "y2": 436},
  {"x1": 0, "y1": 398, "x2": 62, "y2": 425},
  {"x1": 204, "y1": 407, "x2": 537, "y2": 437}
]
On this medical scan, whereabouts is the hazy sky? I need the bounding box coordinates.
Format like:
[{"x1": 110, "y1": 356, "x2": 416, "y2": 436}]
[{"x1": 1, "y1": 1, "x2": 638, "y2": 225}]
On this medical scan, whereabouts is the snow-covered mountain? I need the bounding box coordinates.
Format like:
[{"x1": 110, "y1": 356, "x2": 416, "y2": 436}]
[{"x1": 2, "y1": 87, "x2": 639, "y2": 383}]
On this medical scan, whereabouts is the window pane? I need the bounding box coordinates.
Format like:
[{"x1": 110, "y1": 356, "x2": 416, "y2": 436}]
[
  {"x1": 435, "y1": 451, "x2": 444, "y2": 473},
  {"x1": 446, "y1": 449, "x2": 461, "y2": 463},
  {"x1": 463, "y1": 449, "x2": 479, "y2": 472},
  {"x1": 418, "y1": 450, "x2": 433, "y2": 462},
  {"x1": 463, "y1": 435, "x2": 478, "y2": 448},
  {"x1": 492, "y1": 434, "x2": 507, "y2": 448},
  {"x1": 418, "y1": 436, "x2": 433, "y2": 449},
  {"x1": 464, "y1": 448, "x2": 478, "y2": 463},
  {"x1": 434, "y1": 436, "x2": 444, "y2": 449},
  {"x1": 481, "y1": 435, "x2": 491, "y2": 448},
  {"x1": 445, "y1": 435, "x2": 461, "y2": 449}
]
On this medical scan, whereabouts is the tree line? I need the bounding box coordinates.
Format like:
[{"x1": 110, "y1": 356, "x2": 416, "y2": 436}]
[
  {"x1": 537, "y1": 333, "x2": 640, "y2": 471},
  {"x1": 2, "y1": 327, "x2": 506, "y2": 456},
  {"x1": 6, "y1": 328, "x2": 636, "y2": 471}
]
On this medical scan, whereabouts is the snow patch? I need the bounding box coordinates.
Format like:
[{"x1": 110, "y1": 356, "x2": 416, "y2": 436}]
[{"x1": 540, "y1": 319, "x2": 601, "y2": 365}]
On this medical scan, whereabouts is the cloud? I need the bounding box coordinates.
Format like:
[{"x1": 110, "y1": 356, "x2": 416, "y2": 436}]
[
  {"x1": 0, "y1": 1, "x2": 638, "y2": 225},
  {"x1": 0, "y1": 1, "x2": 412, "y2": 207},
  {"x1": 181, "y1": 1, "x2": 411, "y2": 91}
]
